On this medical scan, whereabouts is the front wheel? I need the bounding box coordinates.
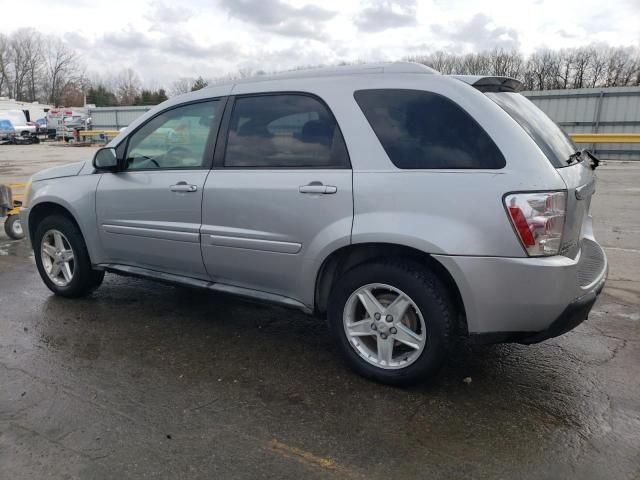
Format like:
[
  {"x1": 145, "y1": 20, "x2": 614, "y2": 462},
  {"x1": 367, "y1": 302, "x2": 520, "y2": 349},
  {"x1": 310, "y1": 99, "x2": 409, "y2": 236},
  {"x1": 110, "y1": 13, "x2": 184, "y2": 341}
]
[
  {"x1": 33, "y1": 215, "x2": 104, "y2": 297},
  {"x1": 328, "y1": 260, "x2": 454, "y2": 385},
  {"x1": 4, "y1": 215, "x2": 25, "y2": 240}
]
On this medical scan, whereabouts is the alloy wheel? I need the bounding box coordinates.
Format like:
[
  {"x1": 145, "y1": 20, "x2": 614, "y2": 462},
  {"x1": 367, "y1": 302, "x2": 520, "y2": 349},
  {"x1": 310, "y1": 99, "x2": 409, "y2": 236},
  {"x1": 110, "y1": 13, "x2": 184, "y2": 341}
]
[
  {"x1": 40, "y1": 229, "x2": 75, "y2": 287},
  {"x1": 343, "y1": 283, "x2": 427, "y2": 369}
]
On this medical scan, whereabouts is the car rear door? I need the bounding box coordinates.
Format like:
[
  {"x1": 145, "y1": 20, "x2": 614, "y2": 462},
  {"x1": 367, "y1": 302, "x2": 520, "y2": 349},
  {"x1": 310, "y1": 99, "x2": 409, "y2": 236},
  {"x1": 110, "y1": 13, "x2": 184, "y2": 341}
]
[
  {"x1": 96, "y1": 99, "x2": 223, "y2": 279},
  {"x1": 200, "y1": 93, "x2": 353, "y2": 304}
]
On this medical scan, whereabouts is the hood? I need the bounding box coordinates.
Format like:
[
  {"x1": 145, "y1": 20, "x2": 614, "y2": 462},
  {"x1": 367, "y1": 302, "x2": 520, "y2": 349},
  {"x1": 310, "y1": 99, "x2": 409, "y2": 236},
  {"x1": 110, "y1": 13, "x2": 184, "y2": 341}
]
[{"x1": 32, "y1": 160, "x2": 90, "y2": 181}]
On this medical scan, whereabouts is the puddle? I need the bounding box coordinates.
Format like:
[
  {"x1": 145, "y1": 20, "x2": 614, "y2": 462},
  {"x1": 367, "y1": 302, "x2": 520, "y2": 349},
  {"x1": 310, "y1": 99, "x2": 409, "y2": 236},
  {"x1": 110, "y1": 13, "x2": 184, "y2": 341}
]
[{"x1": 0, "y1": 238, "x2": 33, "y2": 257}]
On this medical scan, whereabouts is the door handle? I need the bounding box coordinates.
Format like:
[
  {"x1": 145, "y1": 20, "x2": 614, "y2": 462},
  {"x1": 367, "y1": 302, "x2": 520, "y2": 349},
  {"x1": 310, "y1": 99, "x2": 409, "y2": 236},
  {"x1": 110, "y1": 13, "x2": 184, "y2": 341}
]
[
  {"x1": 299, "y1": 183, "x2": 337, "y2": 194},
  {"x1": 170, "y1": 182, "x2": 198, "y2": 193}
]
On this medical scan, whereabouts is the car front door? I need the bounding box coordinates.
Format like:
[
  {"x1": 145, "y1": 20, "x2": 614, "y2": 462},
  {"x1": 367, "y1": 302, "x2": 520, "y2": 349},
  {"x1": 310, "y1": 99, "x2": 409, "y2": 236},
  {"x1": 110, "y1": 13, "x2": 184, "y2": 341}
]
[
  {"x1": 96, "y1": 99, "x2": 222, "y2": 279},
  {"x1": 201, "y1": 93, "x2": 353, "y2": 305}
]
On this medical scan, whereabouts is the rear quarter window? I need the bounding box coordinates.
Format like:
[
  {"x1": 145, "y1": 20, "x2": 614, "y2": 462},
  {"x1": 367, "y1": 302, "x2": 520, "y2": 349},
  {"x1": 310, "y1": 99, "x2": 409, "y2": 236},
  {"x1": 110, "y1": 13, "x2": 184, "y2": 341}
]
[{"x1": 354, "y1": 89, "x2": 505, "y2": 169}]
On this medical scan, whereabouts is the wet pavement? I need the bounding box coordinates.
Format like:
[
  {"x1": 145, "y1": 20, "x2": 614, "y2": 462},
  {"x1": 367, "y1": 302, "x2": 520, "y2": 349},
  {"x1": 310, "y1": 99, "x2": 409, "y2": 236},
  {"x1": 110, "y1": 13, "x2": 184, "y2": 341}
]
[{"x1": 1, "y1": 161, "x2": 639, "y2": 479}]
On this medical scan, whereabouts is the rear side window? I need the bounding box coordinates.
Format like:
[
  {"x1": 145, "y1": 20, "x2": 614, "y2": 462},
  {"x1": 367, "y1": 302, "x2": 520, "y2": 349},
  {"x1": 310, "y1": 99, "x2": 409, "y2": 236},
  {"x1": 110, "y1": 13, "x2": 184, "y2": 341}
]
[
  {"x1": 354, "y1": 89, "x2": 505, "y2": 169},
  {"x1": 224, "y1": 94, "x2": 349, "y2": 168}
]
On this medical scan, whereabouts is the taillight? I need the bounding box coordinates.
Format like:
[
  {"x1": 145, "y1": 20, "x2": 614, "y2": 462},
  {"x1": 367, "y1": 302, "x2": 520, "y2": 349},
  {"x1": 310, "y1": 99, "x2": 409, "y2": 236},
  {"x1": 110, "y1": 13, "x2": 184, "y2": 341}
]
[{"x1": 504, "y1": 191, "x2": 566, "y2": 256}]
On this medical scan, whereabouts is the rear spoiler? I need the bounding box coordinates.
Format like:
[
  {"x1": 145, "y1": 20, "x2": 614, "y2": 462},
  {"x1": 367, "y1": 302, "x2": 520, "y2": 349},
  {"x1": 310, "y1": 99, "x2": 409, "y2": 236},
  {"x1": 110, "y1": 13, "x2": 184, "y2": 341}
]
[{"x1": 451, "y1": 75, "x2": 523, "y2": 93}]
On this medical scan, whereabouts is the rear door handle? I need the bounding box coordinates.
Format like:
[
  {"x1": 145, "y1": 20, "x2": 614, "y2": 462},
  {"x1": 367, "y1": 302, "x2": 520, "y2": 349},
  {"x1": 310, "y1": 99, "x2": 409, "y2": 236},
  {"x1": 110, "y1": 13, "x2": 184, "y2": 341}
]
[
  {"x1": 170, "y1": 182, "x2": 198, "y2": 193},
  {"x1": 299, "y1": 183, "x2": 337, "y2": 194}
]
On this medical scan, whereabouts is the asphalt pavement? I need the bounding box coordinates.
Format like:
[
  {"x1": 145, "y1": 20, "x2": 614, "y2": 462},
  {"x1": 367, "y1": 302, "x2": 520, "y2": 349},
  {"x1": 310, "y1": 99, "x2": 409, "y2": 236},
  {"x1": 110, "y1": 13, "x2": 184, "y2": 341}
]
[{"x1": 1, "y1": 145, "x2": 639, "y2": 479}]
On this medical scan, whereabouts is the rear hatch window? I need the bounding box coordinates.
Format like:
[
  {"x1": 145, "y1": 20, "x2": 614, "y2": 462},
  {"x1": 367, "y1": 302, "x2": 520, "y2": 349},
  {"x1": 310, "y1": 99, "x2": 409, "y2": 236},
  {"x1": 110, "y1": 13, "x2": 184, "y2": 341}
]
[{"x1": 485, "y1": 92, "x2": 577, "y2": 168}]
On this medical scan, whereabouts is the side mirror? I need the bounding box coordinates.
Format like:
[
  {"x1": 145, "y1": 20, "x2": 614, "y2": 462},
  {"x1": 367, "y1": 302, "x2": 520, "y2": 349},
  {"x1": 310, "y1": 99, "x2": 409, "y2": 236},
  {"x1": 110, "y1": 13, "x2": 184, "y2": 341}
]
[{"x1": 93, "y1": 147, "x2": 118, "y2": 171}]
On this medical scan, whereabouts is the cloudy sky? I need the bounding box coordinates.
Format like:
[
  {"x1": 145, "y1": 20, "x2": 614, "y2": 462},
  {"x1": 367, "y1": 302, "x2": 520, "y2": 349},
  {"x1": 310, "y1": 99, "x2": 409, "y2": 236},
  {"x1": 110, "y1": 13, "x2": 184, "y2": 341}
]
[{"x1": 2, "y1": 0, "x2": 639, "y2": 86}]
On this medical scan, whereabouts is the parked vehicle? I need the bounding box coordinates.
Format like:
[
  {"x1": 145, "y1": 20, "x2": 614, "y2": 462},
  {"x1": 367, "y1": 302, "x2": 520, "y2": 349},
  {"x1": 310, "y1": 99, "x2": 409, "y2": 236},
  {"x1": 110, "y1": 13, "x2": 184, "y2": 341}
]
[
  {"x1": 46, "y1": 108, "x2": 86, "y2": 139},
  {"x1": 0, "y1": 109, "x2": 37, "y2": 139},
  {"x1": 56, "y1": 115, "x2": 87, "y2": 141},
  {"x1": 21, "y1": 63, "x2": 607, "y2": 384},
  {"x1": 0, "y1": 119, "x2": 15, "y2": 143},
  {"x1": 1, "y1": 183, "x2": 25, "y2": 240},
  {"x1": 34, "y1": 117, "x2": 47, "y2": 134}
]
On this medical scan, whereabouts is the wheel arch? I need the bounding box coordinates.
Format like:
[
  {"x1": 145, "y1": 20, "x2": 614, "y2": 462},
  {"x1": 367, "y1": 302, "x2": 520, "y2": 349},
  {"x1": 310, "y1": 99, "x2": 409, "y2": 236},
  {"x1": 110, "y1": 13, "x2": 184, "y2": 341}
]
[
  {"x1": 314, "y1": 242, "x2": 468, "y2": 334},
  {"x1": 28, "y1": 202, "x2": 83, "y2": 244}
]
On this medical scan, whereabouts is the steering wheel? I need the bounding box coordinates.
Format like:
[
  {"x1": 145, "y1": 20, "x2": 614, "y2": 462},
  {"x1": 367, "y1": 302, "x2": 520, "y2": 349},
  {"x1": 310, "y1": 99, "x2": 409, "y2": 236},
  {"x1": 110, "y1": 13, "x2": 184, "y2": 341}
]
[
  {"x1": 165, "y1": 146, "x2": 193, "y2": 165},
  {"x1": 133, "y1": 154, "x2": 160, "y2": 168}
]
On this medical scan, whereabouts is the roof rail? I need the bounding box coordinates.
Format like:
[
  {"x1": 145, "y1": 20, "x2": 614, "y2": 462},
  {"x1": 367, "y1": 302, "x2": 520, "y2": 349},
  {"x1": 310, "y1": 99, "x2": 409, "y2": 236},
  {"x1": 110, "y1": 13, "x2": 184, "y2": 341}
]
[{"x1": 211, "y1": 62, "x2": 439, "y2": 88}]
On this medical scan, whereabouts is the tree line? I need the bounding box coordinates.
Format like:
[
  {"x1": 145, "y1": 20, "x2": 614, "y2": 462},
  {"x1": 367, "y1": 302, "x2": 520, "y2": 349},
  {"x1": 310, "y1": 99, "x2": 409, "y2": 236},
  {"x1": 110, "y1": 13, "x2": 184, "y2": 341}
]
[
  {"x1": 0, "y1": 29, "x2": 86, "y2": 106},
  {"x1": 408, "y1": 45, "x2": 640, "y2": 90},
  {"x1": 1, "y1": 27, "x2": 639, "y2": 108},
  {"x1": 0, "y1": 29, "x2": 171, "y2": 107},
  {"x1": 158, "y1": 45, "x2": 640, "y2": 97}
]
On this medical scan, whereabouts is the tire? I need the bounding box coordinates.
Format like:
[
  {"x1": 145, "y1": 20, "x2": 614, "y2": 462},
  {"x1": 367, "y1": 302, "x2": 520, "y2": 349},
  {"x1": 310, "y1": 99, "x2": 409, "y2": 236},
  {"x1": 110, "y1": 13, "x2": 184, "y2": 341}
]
[
  {"x1": 327, "y1": 259, "x2": 454, "y2": 385},
  {"x1": 33, "y1": 214, "x2": 104, "y2": 297},
  {"x1": 4, "y1": 215, "x2": 25, "y2": 240}
]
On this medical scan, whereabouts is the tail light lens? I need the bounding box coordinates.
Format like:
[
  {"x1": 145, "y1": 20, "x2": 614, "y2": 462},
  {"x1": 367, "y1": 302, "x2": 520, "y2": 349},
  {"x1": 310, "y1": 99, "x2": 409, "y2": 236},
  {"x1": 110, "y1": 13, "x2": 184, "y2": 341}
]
[{"x1": 504, "y1": 191, "x2": 566, "y2": 256}]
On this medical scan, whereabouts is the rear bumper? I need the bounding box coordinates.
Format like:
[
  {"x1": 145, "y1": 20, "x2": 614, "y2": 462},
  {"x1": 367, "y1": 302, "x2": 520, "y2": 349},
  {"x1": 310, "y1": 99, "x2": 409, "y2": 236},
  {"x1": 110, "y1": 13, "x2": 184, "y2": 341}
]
[
  {"x1": 468, "y1": 272, "x2": 605, "y2": 344},
  {"x1": 434, "y1": 238, "x2": 608, "y2": 342}
]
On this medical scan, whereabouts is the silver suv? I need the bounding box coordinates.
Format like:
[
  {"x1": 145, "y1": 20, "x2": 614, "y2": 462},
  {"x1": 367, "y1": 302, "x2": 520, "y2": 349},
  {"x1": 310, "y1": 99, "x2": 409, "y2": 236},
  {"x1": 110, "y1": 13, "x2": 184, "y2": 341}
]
[{"x1": 21, "y1": 63, "x2": 608, "y2": 384}]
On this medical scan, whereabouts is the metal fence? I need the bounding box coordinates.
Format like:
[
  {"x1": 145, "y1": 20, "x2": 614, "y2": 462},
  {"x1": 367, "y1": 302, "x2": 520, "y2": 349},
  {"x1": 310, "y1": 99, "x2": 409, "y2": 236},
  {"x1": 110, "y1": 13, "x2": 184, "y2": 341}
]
[
  {"x1": 523, "y1": 86, "x2": 640, "y2": 161},
  {"x1": 88, "y1": 106, "x2": 151, "y2": 130},
  {"x1": 88, "y1": 86, "x2": 640, "y2": 161}
]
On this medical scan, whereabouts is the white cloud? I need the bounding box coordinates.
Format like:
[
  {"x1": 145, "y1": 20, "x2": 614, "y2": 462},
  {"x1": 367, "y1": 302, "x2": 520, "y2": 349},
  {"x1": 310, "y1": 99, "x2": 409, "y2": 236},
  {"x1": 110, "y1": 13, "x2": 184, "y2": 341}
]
[{"x1": 0, "y1": 0, "x2": 637, "y2": 87}]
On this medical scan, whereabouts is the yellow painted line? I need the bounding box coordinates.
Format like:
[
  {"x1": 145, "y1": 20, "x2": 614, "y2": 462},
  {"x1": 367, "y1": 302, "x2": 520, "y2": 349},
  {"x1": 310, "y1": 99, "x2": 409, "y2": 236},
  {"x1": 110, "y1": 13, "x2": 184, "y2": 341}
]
[
  {"x1": 570, "y1": 133, "x2": 640, "y2": 143},
  {"x1": 267, "y1": 439, "x2": 362, "y2": 478}
]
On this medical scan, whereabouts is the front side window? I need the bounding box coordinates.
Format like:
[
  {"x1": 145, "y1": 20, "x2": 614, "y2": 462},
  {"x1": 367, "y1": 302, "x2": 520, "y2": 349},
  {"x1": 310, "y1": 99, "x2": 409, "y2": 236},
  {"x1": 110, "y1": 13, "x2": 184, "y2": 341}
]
[
  {"x1": 125, "y1": 100, "x2": 218, "y2": 170},
  {"x1": 224, "y1": 94, "x2": 348, "y2": 168},
  {"x1": 354, "y1": 89, "x2": 505, "y2": 169}
]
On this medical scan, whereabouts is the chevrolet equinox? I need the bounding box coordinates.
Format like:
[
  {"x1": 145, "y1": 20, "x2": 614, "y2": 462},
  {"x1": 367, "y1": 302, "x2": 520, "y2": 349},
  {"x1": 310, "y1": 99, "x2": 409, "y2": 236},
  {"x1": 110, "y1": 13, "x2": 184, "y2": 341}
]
[{"x1": 21, "y1": 63, "x2": 608, "y2": 384}]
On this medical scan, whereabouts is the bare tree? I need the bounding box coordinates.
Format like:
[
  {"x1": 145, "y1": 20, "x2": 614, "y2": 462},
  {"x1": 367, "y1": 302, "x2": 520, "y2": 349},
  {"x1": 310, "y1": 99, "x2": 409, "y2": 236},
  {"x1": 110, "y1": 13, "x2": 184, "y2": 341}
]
[
  {"x1": 526, "y1": 49, "x2": 559, "y2": 90},
  {"x1": 571, "y1": 47, "x2": 591, "y2": 88},
  {"x1": 43, "y1": 37, "x2": 82, "y2": 106},
  {"x1": 589, "y1": 47, "x2": 609, "y2": 87},
  {"x1": 170, "y1": 77, "x2": 193, "y2": 96},
  {"x1": 10, "y1": 30, "x2": 30, "y2": 100},
  {"x1": 0, "y1": 33, "x2": 12, "y2": 97},
  {"x1": 488, "y1": 48, "x2": 524, "y2": 78},
  {"x1": 407, "y1": 51, "x2": 454, "y2": 74},
  {"x1": 405, "y1": 45, "x2": 639, "y2": 91},
  {"x1": 115, "y1": 68, "x2": 141, "y2": 105},
  {"x1": 8, "y1": 29, "x2": 43, "y2": 101}
]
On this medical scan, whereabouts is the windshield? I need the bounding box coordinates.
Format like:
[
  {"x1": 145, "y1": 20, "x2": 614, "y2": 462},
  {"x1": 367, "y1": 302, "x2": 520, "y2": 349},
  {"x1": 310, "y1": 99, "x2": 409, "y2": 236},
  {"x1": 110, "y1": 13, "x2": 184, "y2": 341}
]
[{"x1": 486, "y1": 92, "x2": 577, "y2": 168}]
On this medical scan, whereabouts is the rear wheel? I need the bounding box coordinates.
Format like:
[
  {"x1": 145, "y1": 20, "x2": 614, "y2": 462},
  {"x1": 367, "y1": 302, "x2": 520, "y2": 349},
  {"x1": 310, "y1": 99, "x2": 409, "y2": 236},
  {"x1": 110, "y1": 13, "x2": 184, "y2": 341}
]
[
  {"x1": 4, "y1": 215, "x2": 24, "y2": 240},
  {"x1": 328, "y1": 259, "x2": 454, "y2": 385},
  {"x1": 34, "y1": 215, "x2": 104, "y2": 297}
]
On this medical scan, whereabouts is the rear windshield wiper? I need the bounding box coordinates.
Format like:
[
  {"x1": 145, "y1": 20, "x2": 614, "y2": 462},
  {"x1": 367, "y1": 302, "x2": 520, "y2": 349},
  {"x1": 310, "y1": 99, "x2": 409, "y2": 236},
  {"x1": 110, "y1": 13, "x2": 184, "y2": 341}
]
[
  {"x1": 566, "y1": 151, "x2": 583, "y2": 165},
  {"x1": 567, "y1": 149, "x2": 600, "y2": 170}
]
